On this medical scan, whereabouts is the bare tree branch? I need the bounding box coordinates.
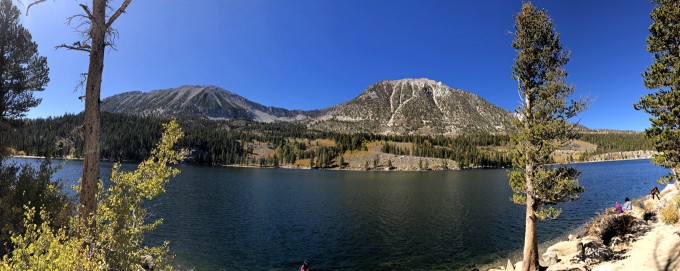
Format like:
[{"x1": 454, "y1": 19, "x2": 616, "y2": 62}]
[
  {"x1": 75, "y1": 73, "x2": 88, "y2": 94},
  {"x1": 106, "y1": 0, "x2": 132, "y2": 28},
  {"x1": 25, "y1": 0, "x2": 47, "y2": 15},
  {"x1": 79, "y1": 3, "x2": 94, "y2": 19},
  {"x1": 56, "y1": 41, "x2": 91, "y2": 52}
]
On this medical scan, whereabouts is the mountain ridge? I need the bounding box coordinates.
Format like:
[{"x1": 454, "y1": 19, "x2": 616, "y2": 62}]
[{"x1": 102, "y1": 78, "x2": 515, "y2": 135}]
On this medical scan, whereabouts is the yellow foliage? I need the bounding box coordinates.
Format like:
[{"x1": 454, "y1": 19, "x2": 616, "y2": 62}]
[
  {"x1": 1, "y1": 120, "x2": 186, "y2": 271},
  {"x1": 0, "y1": 208, "x2": 106, "y2": 271}
]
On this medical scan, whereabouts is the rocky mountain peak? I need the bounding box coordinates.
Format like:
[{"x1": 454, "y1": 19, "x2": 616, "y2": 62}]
[{"x1": 102, "y1": 79, "x2": 515, "y2": 135}]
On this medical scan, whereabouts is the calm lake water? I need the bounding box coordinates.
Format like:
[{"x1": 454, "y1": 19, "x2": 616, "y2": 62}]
[{"x1": 10, "y1": 158, "x2": 667, "y2": 270}]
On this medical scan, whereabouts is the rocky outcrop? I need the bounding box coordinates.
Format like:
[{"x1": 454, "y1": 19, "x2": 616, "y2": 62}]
[{"x1": 586, "y1": 150, "x2": 658, "y2": 162}]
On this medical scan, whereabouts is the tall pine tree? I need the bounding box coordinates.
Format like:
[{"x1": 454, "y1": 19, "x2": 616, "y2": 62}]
[
  {"x1": 0, "y1": 0, "x2": 49, "y2": 158},
  {"x1": 508, "y1": 3, "x2": 587, "y2": 271},
  {"x1": 634, "y1": 0, "x2": 680, "y2": 183}
]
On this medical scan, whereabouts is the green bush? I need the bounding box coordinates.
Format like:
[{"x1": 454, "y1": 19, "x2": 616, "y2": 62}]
[
  {"x1": 0, "y1": 160, "x2": 73, "y2": 257},
  {"x1": 659, "y1": 203, "x2": 679, "y2": 224},
  {"x1": 583, "y1": 213, "x2": 645, "y2": 246},
  {"x1": 1, "y1": 120, "x2": 186, "y2": 271}
]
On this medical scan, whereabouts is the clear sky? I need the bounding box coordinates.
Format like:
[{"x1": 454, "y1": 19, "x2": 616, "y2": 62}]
[{"x1": 18, "y1": 0, "x2": 655, "y2": 131}]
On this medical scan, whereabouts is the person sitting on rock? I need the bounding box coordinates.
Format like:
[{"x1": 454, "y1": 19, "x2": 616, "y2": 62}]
[
  {"x1": 615, "y1": 202, "x2": 623, "y2": 213},
  {"x1": 651, "y1": 186, "x2": 661, "y2": 200},
  {"x1": 622, "y1": 197, "x2": 632, "y2": 212}
]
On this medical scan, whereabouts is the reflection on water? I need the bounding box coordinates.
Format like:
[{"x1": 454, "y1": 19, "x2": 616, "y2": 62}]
[{"x1": 10, "y1": 158, "x2": 667, "y2": 270}]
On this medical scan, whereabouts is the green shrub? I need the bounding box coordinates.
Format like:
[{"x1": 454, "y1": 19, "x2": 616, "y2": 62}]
[
  {"x1": 659, "y1": 203, "x2": 679, "y2": 224},
  {"x1": 0, "y1": 160, "x2": 73, "y2": 257},
  {"x1": 583, "y1": 213, "x2": 645, "y2": 246},
  {"x1": 1, "y1": 120, "x2": 186, "y2": 271}
]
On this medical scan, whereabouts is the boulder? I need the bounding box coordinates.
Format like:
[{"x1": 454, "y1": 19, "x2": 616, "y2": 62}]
[
  {"x1": 592, "y1": 262, "x2": 616, "y2": 271},
  {"x1": 568, "y1": 234, "x2": 579, "y2": 241},
  {"x1": 660, "y1": 183, "x2": 678, "y2": 198},
  {"x1": 609, "y1": 236, "x2": 624, "y2": 249},
  {"x1": 514, "y1": 262, "x2": 523, "y2": 271},
  {"x1": 546, "y1": 263, "x2": 588, "y2": 271},
  {"x1": 546, "y1": 240, "x2": 580, "y2": 263},
  {"x1": 578, "y1": 238, "x2": 613, "y2": 265},
  {"x1": 506, "y1": 259, "x2": 515, "y2": 271},
  {"x1": 542, "y1": 251, "x2": 559, "y2": 266}
]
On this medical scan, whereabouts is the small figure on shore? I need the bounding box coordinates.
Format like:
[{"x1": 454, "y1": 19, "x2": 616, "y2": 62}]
[
  {"x1": 615, "y1": 202, "x2": 623, "y2": 213},
  {"x1": 299, "y1": 259, "x2": 310, "y2": 271},
  {"x1": 622, "y1": 197, "x2": 632, "y2": 212},
  {"x1": 651, "y1": 186, "x2": 661, "y2": 200}
]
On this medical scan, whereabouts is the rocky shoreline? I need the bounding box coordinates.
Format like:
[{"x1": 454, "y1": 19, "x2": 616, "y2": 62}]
[{"x1": 480, "y1": 183, "x2": 680, "y2": 271}]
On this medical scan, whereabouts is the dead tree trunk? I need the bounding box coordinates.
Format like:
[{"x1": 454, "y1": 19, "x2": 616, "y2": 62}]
[{"x1": 79, "y1": 0, "x2": 106, "y2": 230}]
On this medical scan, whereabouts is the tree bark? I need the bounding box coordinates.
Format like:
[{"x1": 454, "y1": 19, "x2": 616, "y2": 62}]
[
  {"x1": 522, "y1": 195, "x2": 539, "y2": 270},
  {"x1": 79, "y1": 0, "x2": 106, "y2": 231},
  {"x1": 522, "y1": 162, "x2": 539, "y2": 271}
]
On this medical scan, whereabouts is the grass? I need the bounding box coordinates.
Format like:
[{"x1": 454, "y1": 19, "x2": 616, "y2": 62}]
[{"x1": 660, "y1": 203, "x2": 679, "y2": 224}]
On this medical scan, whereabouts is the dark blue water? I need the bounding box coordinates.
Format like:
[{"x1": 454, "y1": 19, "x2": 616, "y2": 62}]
[{"x1": 9, "y1": 158, "x2": 667, "y2": 270}]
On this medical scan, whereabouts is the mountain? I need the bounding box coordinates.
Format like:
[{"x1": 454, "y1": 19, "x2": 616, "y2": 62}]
[
  {"x1": 102, "y1": 78, "x2": 515, "y2": 135},
  {"x1": 308, "y1": 78, "x2": 513, "y2": 135},
  {"x1": 101, "y1": 85, "x2": 316, "y2": 122}
]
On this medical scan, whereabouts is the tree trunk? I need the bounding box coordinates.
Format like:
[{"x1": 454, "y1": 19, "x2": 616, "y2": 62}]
[
  {"x1": 79, "y1": 0, "x2": 106, "y2": 231},
  {"x1": 522, "y1": 195, "x2": 539, "y2": 271},
  {"x1": 522, "y1": 164, "x2": 539, "y2": 271}
]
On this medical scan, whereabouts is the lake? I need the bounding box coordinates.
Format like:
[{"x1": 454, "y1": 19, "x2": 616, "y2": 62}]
[{"x1": 9, "y1": 158, "x2": 667, "y2": 270}]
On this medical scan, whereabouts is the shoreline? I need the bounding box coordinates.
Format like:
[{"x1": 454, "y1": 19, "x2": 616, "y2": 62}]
[
  {"x1": 11, "y1": 154, "x2": 654, "y2": 172},
  {"x1": 480, "y1": 183, "x2": 680, "y2": 271}
]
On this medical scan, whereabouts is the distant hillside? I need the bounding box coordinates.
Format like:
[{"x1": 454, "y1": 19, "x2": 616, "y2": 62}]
[
  {"x1": 9, "y1": 113, "x2": 654, "y2": 169},
  {"x1": 310, "y1": 78, "x2": 514, "y2": 135},
  {"x1": 101, "y1": 85, "x2": 317, "y2": 122},
  {"x1": 102, "y1": 78, "x2": 514, "y2": 135}
]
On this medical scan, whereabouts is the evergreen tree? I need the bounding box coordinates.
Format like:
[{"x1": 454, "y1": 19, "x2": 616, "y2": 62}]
[
  {"x1": 507, "y1": 3, "x2": 587, "y2": 271},
  {"x1": 634, "y1": 0, "x2": 680, "y2": 183},
  {"x1": 0, "y1": 0, "x2": 49, "y2": 158}
]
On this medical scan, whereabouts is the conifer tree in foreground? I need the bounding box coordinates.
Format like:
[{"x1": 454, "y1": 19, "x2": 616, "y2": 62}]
[
  {"x1": 0, "y1": 0, "x2": 49, "y2": 158},
  {"x1": 634, "y1": 0, "x2": 680, "y2": 184},
  {"x1": 507, "y1": 3, "x2": 587, "y2": 271}
]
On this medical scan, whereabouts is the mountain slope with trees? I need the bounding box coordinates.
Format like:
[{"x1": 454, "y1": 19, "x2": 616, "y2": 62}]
[
  {"x1": 8, "y1": 112, "x2": 653, "y2": 171},
  {"x1": 101, "y1": 78, "x2": 514, "y2": 135}
]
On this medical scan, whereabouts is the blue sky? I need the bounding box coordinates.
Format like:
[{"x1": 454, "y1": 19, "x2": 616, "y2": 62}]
[{"x1": 19, "y1": 0, "x2": 654, "y2": 131}]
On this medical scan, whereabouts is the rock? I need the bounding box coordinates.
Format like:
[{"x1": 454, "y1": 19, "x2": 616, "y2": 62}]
[
  {"x1": 141, "y1": 255, "x2": 154, "y2": 271},
  {"x1": 546, "y1": 240, "x2": 580, "y2": 259},
  {"x1": 592, "y1": 262, "x2": 616, "y2": 271},
  {"x1": 514, "y1": 262, "x2": 522, "y2": 271},
  {"x1": 609, "y1": 236, "x2": 624, "y2": 248},
  {"x1": 568, "y1": 234, "x2": 579, "y2": 241},
  {"x1": 542, "y1": 251, "x2": 559, "y2": 266},
  {"x1": 578, "y1": 238, "x2": 613, "y2": 264},
  {"x1": 661, "y1": 183, "x2": 678, "y2": 197},
  {"x1": 546, "y1": 263, "x2": 588, "y2": 271},
  {"x1": 506, "y1": 259, "x2": 515, "y2": 271}
]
